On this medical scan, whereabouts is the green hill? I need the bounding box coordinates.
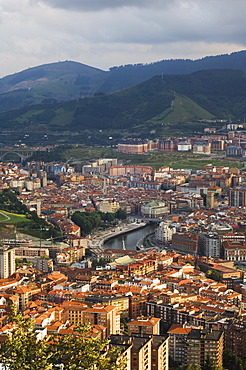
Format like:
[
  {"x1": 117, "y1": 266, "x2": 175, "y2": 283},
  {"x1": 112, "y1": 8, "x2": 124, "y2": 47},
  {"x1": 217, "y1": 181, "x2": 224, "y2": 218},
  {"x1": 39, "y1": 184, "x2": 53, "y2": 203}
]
[
  {"x1": 2, "y1": 51, "x2": 246, "y2": 113},
  {"x1": 0, "y1": 61, "x2": 107, "y2": 111},
  {"x1": 1, "y1": 68, "x2": 246, "y2": 144}
]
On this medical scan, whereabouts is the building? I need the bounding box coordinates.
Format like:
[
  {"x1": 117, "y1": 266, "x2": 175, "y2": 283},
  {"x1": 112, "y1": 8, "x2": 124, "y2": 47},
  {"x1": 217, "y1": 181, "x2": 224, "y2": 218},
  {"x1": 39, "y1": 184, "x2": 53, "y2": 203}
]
[
  {"x1": 109, "y1": 165, "x2": 152, "y2": 177},
  {"x1": 62, "y1": 302, "x2": 87, "y2": 326},
  {"x1": 151, "y1": 335, "x2": 169, "y2": 370},
  {"x1": 82, "y1": 304, "x2": 120, "y2": 336},
  {"x1": 98, "y1": 200, "x2": 120, "y2": 213},
  {"x1": 226, "y1": 145, "x2": 242, "y2": 157},
  {"x1": 141, "y1": 201, "x2": 168, "y2": 218},
  {"x1": 0, "y1": 246, "x2": 15, "y2": 279},
  {"x1": 15, "y1": 246, "x2": 49, "y2": 260},
  {"x1": 224, "y1": 320, "x2": 246, "y2": 359},
  {"x1": 229, "y1": 187, "x2": 246, "y2": 208},
  {"x1": 131, "y1": 335, "x2": 152, "y2": 370},
  {"x1": 168, "y1": 324, "x2": 192, "y2": 363},
  {"x1": 186, "y1": 329, "x2": 224, "y2": 367},
  {"x1": 118, "y1": 140, "x2": 149, "y2": 154},
  {"x1": 127, "y1": 317, "x2": 160, "y2": 336},
  {"x1": 177, "y1": 141, "x2": 192, "y2": 152},
  {"x1": 85, "y1": 294, "x2": 129, "y2": 318},
  {"x1": 155, "y1": 221, "x2": 176, "y2": 244},
  {"x1": 117, "y1": 139, "x2": 158, "y2": 154},
  {"x1": 110, "y1": 334, "x2": 169, "y2": 370},
  {"x1": 222, "y1": 240, "x2": 246, "y2": 262},
  {"x1": 172, "y1": 233, "x2": 199, "y2": 256},
  {"x1": 199, "y1": 233, "x2": 221, "y2": 258},
  {"x1": 36, "y1": 257, "x2": 54, "y2": 273},
  {"x1": 192, "y1": 143, "x2": 211, "y2": 154}
]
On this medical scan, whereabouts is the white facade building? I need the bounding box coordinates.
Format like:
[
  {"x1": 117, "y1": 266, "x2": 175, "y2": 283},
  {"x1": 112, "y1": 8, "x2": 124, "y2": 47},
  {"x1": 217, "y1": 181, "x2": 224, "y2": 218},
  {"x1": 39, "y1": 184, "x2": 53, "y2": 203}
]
[{"x1": 155, "y1": 221, "x2": 176, "y2": 244}]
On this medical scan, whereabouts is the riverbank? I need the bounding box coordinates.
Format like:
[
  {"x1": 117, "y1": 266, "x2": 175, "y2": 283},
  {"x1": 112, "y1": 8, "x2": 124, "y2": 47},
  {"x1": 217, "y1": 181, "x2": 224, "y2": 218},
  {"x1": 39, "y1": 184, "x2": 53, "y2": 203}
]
[{"x1": 88, "y1": 222, "x2": 148, "y2": 255}]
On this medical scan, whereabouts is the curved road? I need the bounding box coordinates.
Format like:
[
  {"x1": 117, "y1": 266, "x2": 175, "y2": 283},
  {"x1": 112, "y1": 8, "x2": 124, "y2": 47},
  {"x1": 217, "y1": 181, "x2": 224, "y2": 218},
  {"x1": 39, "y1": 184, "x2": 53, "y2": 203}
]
[{"x1": 0, "y1": 211, "x2": 10, "y2": 222}]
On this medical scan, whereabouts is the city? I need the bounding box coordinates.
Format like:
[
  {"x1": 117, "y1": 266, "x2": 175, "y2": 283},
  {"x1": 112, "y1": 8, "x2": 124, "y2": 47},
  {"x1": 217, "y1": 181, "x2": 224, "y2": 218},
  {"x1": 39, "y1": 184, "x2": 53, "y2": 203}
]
[{"x1": 0, "y1": 135, "x2": 245, "y2": 369}]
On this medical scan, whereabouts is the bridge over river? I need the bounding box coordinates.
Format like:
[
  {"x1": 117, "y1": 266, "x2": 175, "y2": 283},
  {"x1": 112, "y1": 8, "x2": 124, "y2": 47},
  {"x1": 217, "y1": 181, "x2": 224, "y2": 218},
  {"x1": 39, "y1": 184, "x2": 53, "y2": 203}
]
[{"x1": 0, "y1": 149, "x2": 36, "y2": 162}]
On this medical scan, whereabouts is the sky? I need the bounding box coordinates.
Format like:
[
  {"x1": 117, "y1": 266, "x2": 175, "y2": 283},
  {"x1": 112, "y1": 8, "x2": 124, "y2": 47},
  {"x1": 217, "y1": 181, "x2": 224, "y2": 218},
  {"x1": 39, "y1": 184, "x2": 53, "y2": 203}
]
[{"x1": 0, "y1": 0, "x2": 246, "y2": 78}]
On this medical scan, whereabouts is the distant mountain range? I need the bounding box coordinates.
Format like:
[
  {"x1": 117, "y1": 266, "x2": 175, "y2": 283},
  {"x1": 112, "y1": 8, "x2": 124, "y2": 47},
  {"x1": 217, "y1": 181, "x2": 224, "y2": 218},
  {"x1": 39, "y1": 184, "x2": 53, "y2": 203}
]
[
  {"x1": 1, "y1": 51, "x2": 246, "y2": 145},
  {"x1": 1, "y1": 68, "x2": 246, "y2": 136},
  {"x1": 1, "y1": 50, "x2": 246, "y2": 113}
]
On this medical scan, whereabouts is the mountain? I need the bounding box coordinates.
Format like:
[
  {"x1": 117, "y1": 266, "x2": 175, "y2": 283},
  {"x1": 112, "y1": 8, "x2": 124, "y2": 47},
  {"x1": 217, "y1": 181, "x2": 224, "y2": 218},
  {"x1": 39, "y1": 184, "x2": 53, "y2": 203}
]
[
  {"x1": 1, "y1": 68, "x2": 246, "y2": 144},
  {"x1": 1, "y1": 51, "x2": 246, "y2": 113},
  {"x1": 0, "y1": 61, "x2": 107, "y2": 111},
  {"x1": 103, "y1": 50, "x2": 246, "y2": 92}
]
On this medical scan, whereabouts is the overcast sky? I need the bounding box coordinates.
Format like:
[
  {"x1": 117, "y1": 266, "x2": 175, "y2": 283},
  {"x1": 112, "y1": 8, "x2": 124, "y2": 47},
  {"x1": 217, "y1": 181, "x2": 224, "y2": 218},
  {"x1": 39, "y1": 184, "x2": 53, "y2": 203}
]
[{"x1": 0, "y1": 0, "x2": 246, "y2": 78}]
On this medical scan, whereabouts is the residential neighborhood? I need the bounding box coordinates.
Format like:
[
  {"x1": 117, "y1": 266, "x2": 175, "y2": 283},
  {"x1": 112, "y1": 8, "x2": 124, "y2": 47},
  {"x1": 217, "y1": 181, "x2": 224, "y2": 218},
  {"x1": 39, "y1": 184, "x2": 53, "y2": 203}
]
[{"x1": 0, "y1": 136, "x2": 246, "y2": 369}]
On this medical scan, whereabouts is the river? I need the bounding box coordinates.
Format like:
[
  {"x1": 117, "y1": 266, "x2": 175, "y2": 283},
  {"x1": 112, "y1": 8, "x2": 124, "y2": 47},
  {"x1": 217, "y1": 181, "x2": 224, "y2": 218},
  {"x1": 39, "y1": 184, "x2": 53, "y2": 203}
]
[{"x1": 103, "y1": 223, "x2": 157, "y2": 250}]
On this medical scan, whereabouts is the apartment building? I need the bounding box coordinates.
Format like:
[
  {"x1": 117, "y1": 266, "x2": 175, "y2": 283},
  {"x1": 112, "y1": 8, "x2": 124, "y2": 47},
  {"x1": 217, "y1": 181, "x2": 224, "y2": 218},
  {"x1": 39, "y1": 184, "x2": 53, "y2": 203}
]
[
  {"x1": 85, "y1": 293, "x2": 129, "y2": 318},
  {"x1": 172, "y1": 233, "x2": 199, "y2": 256},
  {"x1": 198, "y1": 233, "x2": 221, "y2": 258},
  {"x1": 62, "y1": 302, "x2": 87, "y2": 325},
  {"x1": 168, "y1": 324, "x2": 192, "y2": 363},
  {"x1": 152, "y1": 335, "x2": 169, "y2": 370},
  {"x1": 229, "y1": 187, "x2": 246, "y2": 207},
  {"x1": 186, "y1": 329, "x2": 224, "y2": 367},
  {"x1": 0, "y1": 246, "x2": 15, "y2": 279},
  {"x1": 167, "y1": 325, "x2": 224, "y2": 367},
  {"x1": 111, "y1": 334, "x2": 169, "y2": 370},
  {"x1": 155, "y1": 221, "x2": 176, "y2": 244},
  {"x1": 82, "y1": 304, "x2": 120, "y2": 336},
  {"x1": 131, "y1": 336, "x2": 152, "y2": 370},
  {"x1": 128, "y1": 317, "x2": 160, "y2": 336}
]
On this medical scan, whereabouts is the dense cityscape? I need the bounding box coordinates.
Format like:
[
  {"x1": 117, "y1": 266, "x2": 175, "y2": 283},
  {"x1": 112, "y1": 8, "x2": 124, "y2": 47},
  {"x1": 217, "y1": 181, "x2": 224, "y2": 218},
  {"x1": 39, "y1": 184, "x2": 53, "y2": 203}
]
[{"x1": 0, "y1": 129, "x2": 245, "y2": 369}]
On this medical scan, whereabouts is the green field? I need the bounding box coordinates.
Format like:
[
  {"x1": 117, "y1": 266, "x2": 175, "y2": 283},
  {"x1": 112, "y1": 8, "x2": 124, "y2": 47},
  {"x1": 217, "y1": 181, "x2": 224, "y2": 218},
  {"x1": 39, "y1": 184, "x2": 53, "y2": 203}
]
[
  {"x1": 0, "y1": 211, "x2": 30, "y2": 224},
  {"x1": 62, "y1": 147, "x2": 244, "y2": 171}
]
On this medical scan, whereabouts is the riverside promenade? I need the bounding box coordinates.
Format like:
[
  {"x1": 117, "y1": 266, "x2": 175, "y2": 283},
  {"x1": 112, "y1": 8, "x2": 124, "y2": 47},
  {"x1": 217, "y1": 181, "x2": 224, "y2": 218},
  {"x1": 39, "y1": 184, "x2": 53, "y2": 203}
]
[{"x1": 87, "y1": 222, "x2": 147, "y2": 255}]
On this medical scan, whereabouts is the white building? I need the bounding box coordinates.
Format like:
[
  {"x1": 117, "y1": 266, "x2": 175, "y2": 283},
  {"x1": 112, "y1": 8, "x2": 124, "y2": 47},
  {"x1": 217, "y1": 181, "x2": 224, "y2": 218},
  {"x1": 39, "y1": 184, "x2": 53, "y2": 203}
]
[
  {"x1": 155, "y1": 221, "x2": 176, "y2": 244},
  {"x1": 141, "y1": 201, "x2": 169, "y2": 218},
  {"x1": 0, "y1": 246, "x2": 15, "y2": 279}
]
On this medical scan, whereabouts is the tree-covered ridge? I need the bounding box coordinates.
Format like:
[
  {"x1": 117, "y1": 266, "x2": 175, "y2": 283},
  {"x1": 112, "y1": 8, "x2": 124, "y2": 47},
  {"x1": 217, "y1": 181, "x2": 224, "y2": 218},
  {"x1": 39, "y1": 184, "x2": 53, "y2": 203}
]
[
  {"x1": 2, "y1": 68, "x2": 246, "y2": 136},
  {"x1": 1, "y1": 51, "x2": 246, "y2": 113}
]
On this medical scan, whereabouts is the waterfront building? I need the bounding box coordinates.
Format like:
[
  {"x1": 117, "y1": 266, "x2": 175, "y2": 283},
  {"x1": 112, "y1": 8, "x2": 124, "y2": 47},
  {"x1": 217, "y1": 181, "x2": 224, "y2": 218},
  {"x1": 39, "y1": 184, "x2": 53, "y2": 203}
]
[
  {"x1": 141, "y1": 200, "x2": 168, "y2": 218},
  {"x1": 155, "y1": 221, "x2": 176, "y2": 244}
]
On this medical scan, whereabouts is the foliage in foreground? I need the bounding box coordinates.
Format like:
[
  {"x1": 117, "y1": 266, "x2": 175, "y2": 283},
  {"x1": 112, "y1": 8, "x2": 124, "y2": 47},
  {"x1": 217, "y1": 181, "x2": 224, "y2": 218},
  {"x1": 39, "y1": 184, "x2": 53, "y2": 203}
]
[{"x1": 0, "y1": 308, "x2": 124, "y2": 370}]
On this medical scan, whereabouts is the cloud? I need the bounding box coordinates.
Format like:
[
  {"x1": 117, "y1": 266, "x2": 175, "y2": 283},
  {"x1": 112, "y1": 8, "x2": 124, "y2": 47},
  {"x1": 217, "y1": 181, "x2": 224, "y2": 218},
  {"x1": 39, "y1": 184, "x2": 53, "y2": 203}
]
[
  {"x1": 32, "y1": 0, "x2": 173, "y2": 12},
  {"x1": 0, "y1": 0, "x2": 246, "y2": 77}
]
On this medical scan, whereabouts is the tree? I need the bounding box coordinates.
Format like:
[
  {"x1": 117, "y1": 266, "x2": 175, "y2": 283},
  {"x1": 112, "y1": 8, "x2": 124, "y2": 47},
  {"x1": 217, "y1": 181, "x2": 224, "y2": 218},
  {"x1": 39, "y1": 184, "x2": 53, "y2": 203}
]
[
  {"x1": 203, "y1": 356, "x2": 222, "y2": 370},
  {"x1": 0, "y1": 306, "x2": 53, "y2": 370},
  {"x1": 0, "y1": 309, "x2": 125, "y2": 370},
  {"x1": 205, "y1": 269, "x2": 222, "y2": 282},
  {"x1": 115, "y1": 209, "x2": 127, "y2": 220},
  {"x1": 223, "y1": 348, "x2": 245, "y2": 370},
  {"x1": 50, "y1": 323, "x2": 124, "y2": 370}
]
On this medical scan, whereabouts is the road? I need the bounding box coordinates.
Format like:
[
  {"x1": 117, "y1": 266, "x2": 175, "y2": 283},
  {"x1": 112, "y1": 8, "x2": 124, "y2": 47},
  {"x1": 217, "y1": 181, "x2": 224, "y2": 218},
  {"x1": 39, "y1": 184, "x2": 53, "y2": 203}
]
[{"x1": 0, "y1": 211, "x2": 10, "y2": 222}]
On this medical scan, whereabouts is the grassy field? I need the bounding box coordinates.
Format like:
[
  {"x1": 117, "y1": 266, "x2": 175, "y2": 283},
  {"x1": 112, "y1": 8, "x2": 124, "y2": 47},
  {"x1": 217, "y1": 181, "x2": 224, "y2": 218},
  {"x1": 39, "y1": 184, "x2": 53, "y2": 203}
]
[
  {"x1": 0, "y1": 211, "x2": 30, "y2": 224},
  {"x1": 64, "y1": 147, "x2": 244, "y2": 170}
]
